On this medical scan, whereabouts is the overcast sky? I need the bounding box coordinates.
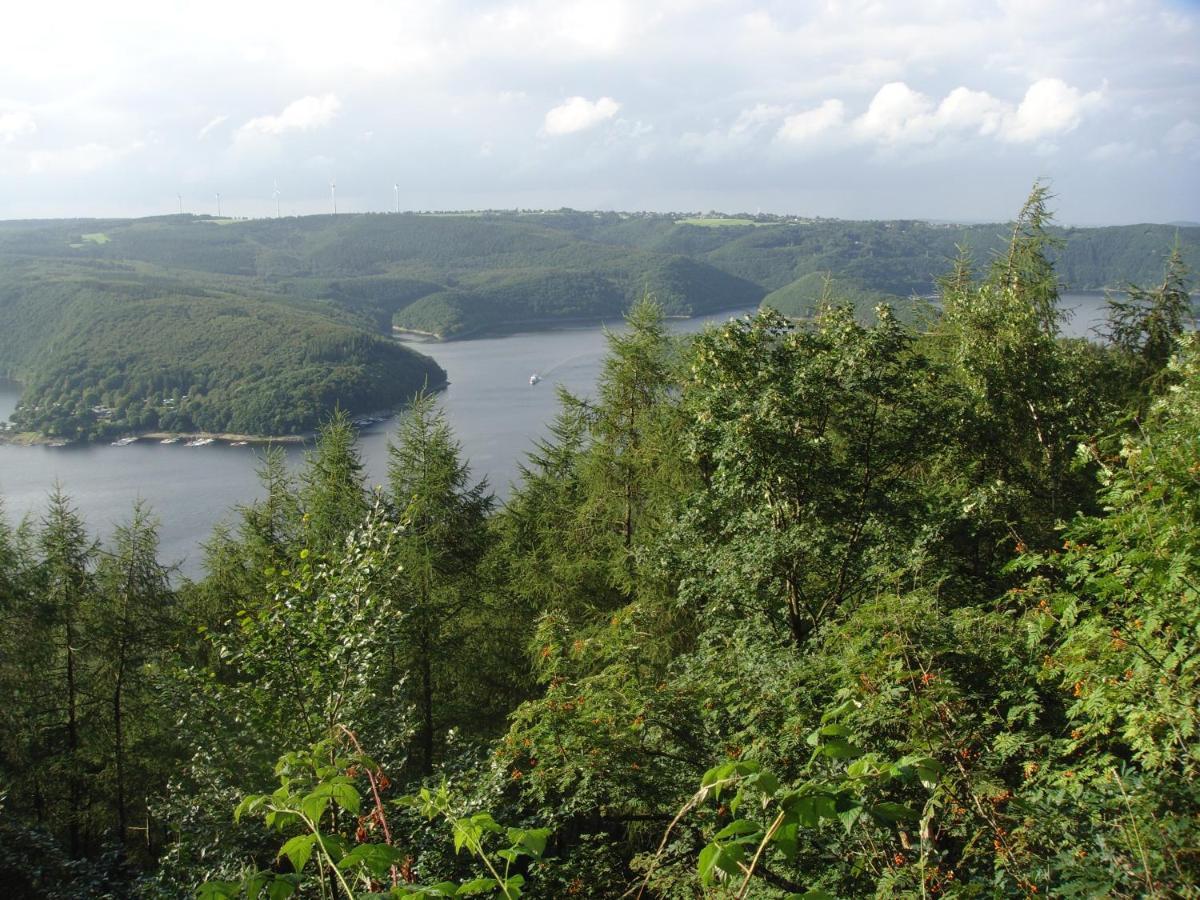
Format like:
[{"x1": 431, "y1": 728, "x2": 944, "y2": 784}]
[{"x1": 1, "y1": 0, "x2": 1197, "y2": 223}]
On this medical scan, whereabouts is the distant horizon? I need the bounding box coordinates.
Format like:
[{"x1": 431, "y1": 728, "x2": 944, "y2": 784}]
[{"x1": 3, "y1": 206, "x2": 1197, "y2": 231}]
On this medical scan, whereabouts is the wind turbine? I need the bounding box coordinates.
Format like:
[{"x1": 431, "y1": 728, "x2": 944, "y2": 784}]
[
  {"x1": 273, "y1": 179, "x2": 281, "y2": 218},
  {"x1": 177, "y1": 193, "x2": 183, "y2": 215},
  {"x1": 394, "y1": 183, "x2": 399, "y2": 214},
  {"x1": 215, "y1": 192, "x2": 222, "y2": 217},
  {"x1": 330, "y1": 177, "x2": 337, "y2": 215}
]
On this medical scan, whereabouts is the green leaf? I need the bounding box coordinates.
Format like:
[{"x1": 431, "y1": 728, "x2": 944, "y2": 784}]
[
  {"x1": 714, "y1": 819, "x2": 761, "y2": 841},
  {"x1": 278, "y1": 833, "x2": 317, "y2": 873},
  {"x1": 789, "y1": 795, "x2": 819, "y2": 829},
  {"x1": 511, "y1": 826, "x2": 551, "y2": 858},
  {"x1": 746, "y1": 770, "x2": 780, "y2": 797},
  {"x1": 819, "y1": 738, "x2": 863, "y2": 760},
  {"x1": 243, "y1": 871, "x2": 270, "y2": 899},
  {"x1": 772, "y1": 820, "x2": 799, "y2": 862},
  {"x1": 338, "y1": 843, "x2": 404, "y2": 876},
  {"x1": 454, "y1": 822, "x2": 482, "y2": 855},
  {"x1": 818, "y1": 724, "x2": 851, "y2": 739},
  {"x1": 329, "y1": 782, "x2": 361, "y2": 815},
  {"x1": 267, "y1": 876, "x2": 300, "y2": 900},
  {"x1": 836, "y1": 802, "x2": 863, "y2": 834},
  {"x1": 233, "y1": 794, "x2": 264, "y2": 824},
  {"x1": 301, "y1": 793, "x2": 328, "y2": 824},
  {"x1": 698, "y1": 843, "x2": 721, "y2": 886},
  {"x1": 196, "y1": 881, "x2": 239, "y2": 900},
  {"x1": 469, "y1": 812, "x2": 502, "y2": 833},
  {"x1": 457, "y1": 878, "x2": 498, "y2": 896},
  {"x1": 869, "y1": 802, "x2": 918, "y2": 823}
]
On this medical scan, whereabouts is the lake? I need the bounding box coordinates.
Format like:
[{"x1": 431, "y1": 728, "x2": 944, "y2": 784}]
[{"x1": 0, "y1": 294, "x2": 1112, "y2": 579}]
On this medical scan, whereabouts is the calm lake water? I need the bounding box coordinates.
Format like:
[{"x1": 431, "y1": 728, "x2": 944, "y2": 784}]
[{"x1": 0, "y1": 294, "x2": 1111, "y2": 579}]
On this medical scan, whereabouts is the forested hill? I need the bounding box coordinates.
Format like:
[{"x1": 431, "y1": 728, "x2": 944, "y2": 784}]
[
  {"x1": 2, "y1": 212, "x2": 1195, "y2": 331},
  {"x1": 0, "y1": 210, "x2": 1195, "y2": 440},
  {"x1": 0, "y1": 257, "x2": 445, "y2": 441}
]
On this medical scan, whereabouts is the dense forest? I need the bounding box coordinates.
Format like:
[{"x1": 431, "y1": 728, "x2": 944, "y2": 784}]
[
  {"x1": 1, "y1": 188, "x2": 1197, "y2": 897},
  {"x1": 0, "y1": 259, "x2": 445, "y2": 441},
  {"x1": 1, "y1": 208, "x2": 1196, "y2": 440}
]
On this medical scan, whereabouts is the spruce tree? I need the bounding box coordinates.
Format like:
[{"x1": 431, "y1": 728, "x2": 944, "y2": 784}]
[{"x1": 387, "y1": 394, "x2": 492, "y2": 774}]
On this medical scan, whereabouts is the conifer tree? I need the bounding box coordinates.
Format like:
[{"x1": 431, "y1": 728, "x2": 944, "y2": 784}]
[
  {"x1": 36, "y1": 487, "x2": 98, "y2": 856},
  {"x1": 91, "y1": 502, "x2": 175, "y2": 853},
  {"x1": 1104, "y1": 240, "x2": 1194, "y2": 381},
  {"x1": 387, "y1": 394, "x2": 492, "y2": 774},
  {"x1": 299, "y1": 410, "x2": 368, "y2": 555}
]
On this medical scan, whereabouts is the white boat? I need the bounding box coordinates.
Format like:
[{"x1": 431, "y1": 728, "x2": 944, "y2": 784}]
[
  {"x1": 529, "y1": 373, "x2": 541, "y2": 386},
  {"x1": 230, "y1": 440, "x2": 248, "y2": 447},
  {"x1": 185, "y1": 437, "x2": 214, "y2": 447},
  {"x1": 111, "y1": 436, "x2": 137, "y2": 446},
  {"x1": 160, "y1": 437, "x2": 179, "y2": 444}
]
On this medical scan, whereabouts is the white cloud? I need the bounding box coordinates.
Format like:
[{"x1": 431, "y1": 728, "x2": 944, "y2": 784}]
[
  {"x1": 776, "y1": 99, "x2": 845, "y2": 143},
  {"x1": 238, "y1": 94, "x2": 340, "y2": 139},
  {"x1": 854, "y1": 82, "x2": 935, "y2": 143},
  {"x1": 848, "y1": 78, "x2": 1101, "y2": 147},
  {"x1": 0, "y1": 108, "x2": 36, "y2": 144},
  {"x1": 542, "y1": 96, "x2": 620, "y2": 136},
  {"x1": 28, "y1": 141, "x2": 143, "y2": 175},
  {"x1": 197, "y1": 115, "x2": 228, "y2": 140},
  {"x1": 730, "y1": 104, "x2": 785, "y2": 136},
  {"x1": 935, "y1": 87, "x2": 1008, "y2": 137},
  {"x1": 1003, "y1": 78, "x2": 1101, "y2": 143}
]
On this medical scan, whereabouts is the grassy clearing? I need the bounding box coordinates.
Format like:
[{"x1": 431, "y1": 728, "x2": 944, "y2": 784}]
[
  {"x1": 675, "y1": 217, "x2": 759, "y2": 228},
  {"x1": 81, "y1": 232, "x2": 110, "y2": 244}
]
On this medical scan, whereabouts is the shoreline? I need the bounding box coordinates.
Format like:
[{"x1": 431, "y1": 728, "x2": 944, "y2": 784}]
[
  {"x1": 0, "y1": 429, "x2": 308, "y2": 448},
  {"x1": 0, "y1": 389, "x2": 448, "y2": 448},
  {"x1": 392, "y1": 309, "x2": 723, "y2": 344}
]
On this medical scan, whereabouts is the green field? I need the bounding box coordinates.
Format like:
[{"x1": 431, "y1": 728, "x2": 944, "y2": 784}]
[
  {"x1": 80, "y1": 232, "x2": 110, "y2": 243},
  {"x1": 674, "y1": 216, "x2": 760, "y2": 227}
]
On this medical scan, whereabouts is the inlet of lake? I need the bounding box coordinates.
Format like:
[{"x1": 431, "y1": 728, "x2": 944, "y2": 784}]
[{"x1": 0, "y1": 294, "x2": 1111, "y2": 580}]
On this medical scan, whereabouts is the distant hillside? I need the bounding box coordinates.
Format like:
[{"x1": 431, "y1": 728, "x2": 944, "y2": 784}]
[
  {"x1": 520, "y1": 212, "x2": 1200, "y2": 296},
  {"x1": 0, "y1": 258, "x2": 443, "y2": 442},
  {"x1": 761, "y1": 272, "x2": 922, "y2": 324},
  {"x1": 0, "y1": 210, "x2": 1194, "y2": 441}
]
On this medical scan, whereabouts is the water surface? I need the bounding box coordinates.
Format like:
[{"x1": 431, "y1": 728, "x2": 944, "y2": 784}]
[{"x1": 0, "y1": 295, "x2": 1112, "y2": 578}]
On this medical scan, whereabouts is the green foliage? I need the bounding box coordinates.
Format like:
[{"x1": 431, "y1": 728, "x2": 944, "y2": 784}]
[
  {"x1": 1, "y1": 189, "x2": 1198, "y2": 898},
  {"x1": 678, "y1": 304, "x2": 942, "y2": 646},
  {"x1": 207, "y1": 733, "x2": 551, "y2": 899},
  {"x1": 1103, "y1": 241, "x2": 1194, "y2": 385}
]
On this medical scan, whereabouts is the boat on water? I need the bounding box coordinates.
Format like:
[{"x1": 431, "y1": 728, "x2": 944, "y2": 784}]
[
  {"x1": 185, "y1": 437, "x2": 214, "y2": 447},
  {"x1": 111, "y1": 436, "x2": 138, "y2": 446},
  {"x1": 160, "y1": 437, "x2": 179, "y2": 444},
  {"x1": 230, "y1": 440, "x2": 248, "y2": 447},
  {"x1": 529, "y1": 373, "x2": 541, "y2": 386}
]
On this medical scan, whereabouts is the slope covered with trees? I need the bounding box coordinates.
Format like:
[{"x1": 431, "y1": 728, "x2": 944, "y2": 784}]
[
  {"x1": 1, "y1": 209, "x2": 1195, "y2": 440},
  {"x1": 1, "y1": 188, "x2": 1197, "y2": 897},
  {"x1": 0, "y1": 260, "x2": 444, "y2": 441}
]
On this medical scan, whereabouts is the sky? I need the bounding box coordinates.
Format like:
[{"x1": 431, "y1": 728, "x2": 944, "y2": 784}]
[{"x1": 0, "y1": 0, "x2": 1197, "y2": 224}]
